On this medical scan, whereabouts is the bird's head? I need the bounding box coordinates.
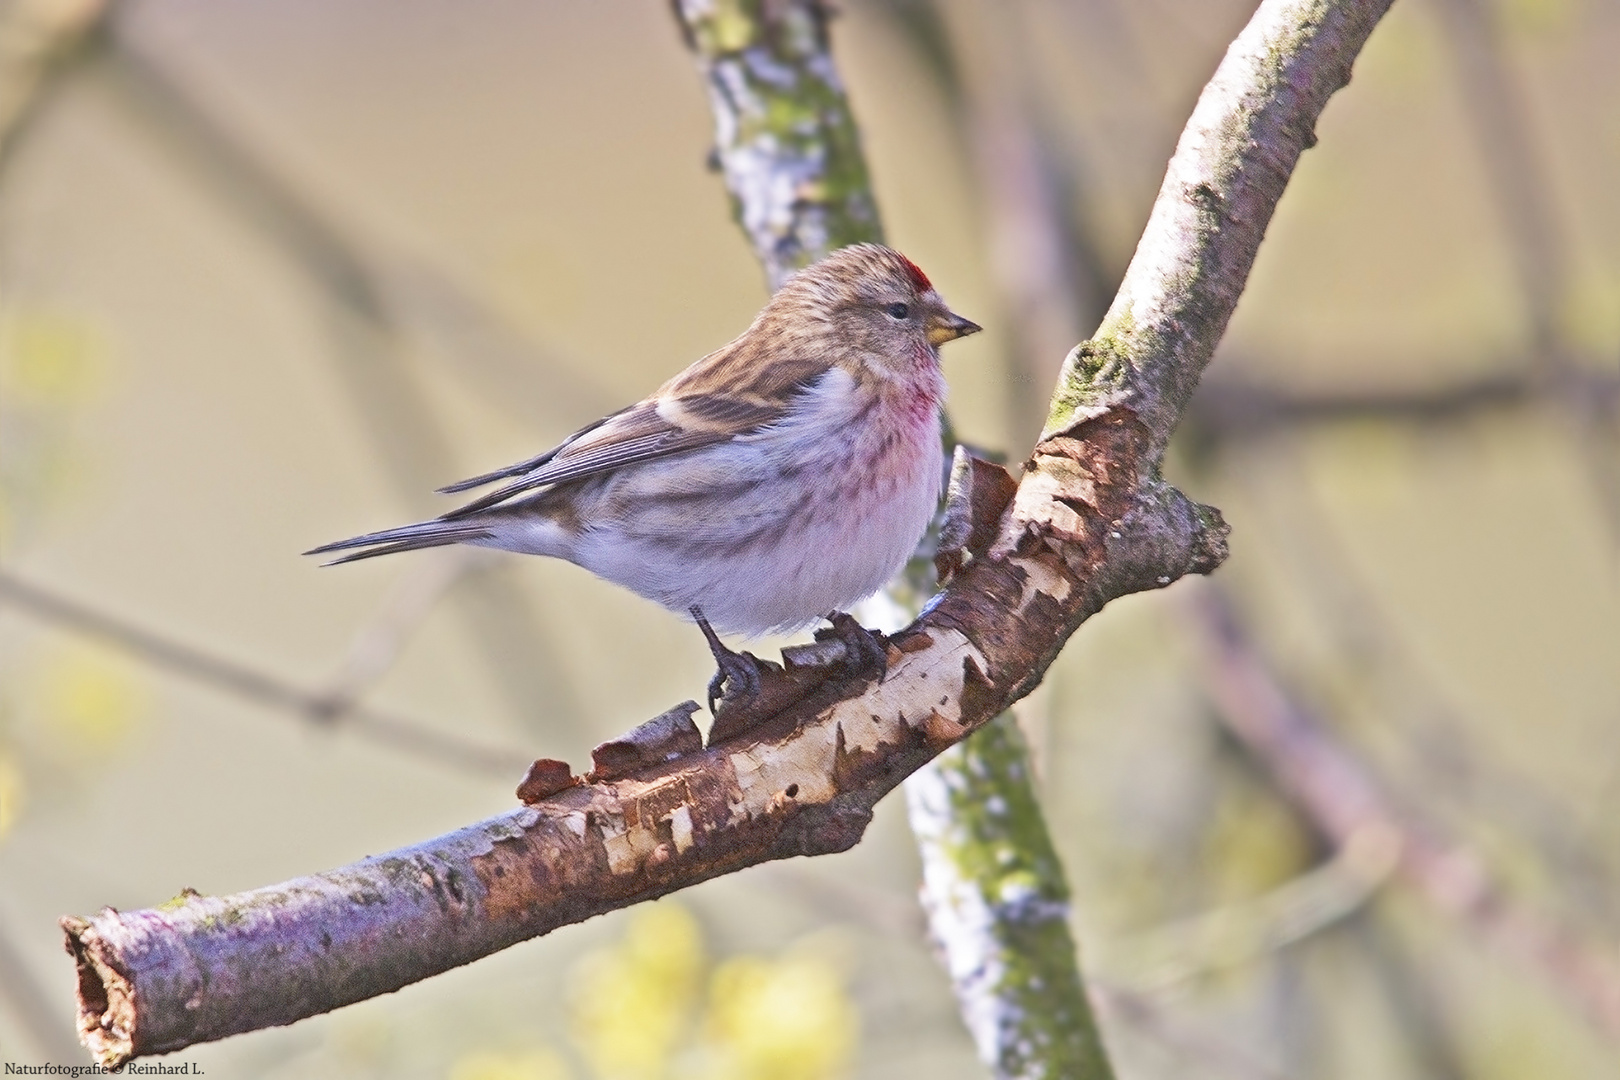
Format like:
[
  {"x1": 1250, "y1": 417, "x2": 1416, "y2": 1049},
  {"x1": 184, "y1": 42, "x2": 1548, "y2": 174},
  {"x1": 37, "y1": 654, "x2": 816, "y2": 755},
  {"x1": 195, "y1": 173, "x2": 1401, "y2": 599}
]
[{"x1": 763, "y1": 244, "x2": 981, "y2": 378}]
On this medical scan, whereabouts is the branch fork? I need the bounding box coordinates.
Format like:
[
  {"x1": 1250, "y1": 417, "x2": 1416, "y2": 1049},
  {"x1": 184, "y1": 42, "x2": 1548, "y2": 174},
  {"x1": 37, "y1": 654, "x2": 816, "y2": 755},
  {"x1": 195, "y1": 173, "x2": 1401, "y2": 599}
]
[{"x1": 60, "y1": 0, "x2": 1401, "y2": 1066}]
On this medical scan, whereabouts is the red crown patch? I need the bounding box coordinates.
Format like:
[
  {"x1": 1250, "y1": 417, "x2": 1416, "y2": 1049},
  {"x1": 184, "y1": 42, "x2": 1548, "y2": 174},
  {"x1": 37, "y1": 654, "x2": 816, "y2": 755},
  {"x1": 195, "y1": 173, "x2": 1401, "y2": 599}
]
[{"x1": 900, "y1": 255, "x2": 932, "y2": 293}]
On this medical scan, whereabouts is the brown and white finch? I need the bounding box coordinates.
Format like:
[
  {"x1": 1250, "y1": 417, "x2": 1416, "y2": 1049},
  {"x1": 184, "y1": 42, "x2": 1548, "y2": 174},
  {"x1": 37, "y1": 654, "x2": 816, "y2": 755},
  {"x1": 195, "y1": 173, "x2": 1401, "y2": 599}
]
[{"x1": 309, "y1": 243, "x2": 980, "y2": 644}]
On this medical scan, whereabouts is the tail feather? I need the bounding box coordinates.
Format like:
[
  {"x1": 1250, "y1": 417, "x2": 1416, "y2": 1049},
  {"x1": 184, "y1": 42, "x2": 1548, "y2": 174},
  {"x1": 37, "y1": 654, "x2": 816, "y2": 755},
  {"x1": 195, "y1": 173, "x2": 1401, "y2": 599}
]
[{"x1": 304, "y1": 520, "x2": 492, "y2": 565}]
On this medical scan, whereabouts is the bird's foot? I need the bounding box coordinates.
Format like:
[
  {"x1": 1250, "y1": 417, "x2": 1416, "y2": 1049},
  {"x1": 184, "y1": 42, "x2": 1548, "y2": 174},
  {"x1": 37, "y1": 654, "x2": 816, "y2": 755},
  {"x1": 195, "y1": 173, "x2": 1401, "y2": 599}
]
[
  {"x1": 700, "y1": 610, "x2": 888, "y2": 747},
  {"x1": 691, "y1": 606, "x2": 770, "y2": 713},
  {"x1": 816, "y1": 611, "x2": 889, "y2": 682}
]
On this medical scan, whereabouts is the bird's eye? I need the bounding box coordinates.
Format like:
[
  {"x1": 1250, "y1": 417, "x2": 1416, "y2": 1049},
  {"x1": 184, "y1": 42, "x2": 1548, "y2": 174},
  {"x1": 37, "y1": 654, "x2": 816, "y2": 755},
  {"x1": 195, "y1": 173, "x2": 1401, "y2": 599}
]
[{"x1": 886, "y1": 302, "x2": 910, "y2": 320}]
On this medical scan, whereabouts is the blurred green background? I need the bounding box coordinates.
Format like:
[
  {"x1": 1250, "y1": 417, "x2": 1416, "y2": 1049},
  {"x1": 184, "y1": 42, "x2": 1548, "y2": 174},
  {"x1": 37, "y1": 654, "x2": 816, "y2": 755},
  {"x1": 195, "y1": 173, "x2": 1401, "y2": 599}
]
[{"x1": 0, "y1": 0, "x2": 1614, "y2": 1077}]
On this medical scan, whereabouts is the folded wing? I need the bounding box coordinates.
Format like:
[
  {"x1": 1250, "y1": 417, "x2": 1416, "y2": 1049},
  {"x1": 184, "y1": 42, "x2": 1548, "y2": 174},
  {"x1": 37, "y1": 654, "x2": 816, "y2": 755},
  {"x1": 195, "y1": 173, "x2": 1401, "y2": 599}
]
[{"x1": 305, "y1": 342, "x2": 831, "y2": 564}]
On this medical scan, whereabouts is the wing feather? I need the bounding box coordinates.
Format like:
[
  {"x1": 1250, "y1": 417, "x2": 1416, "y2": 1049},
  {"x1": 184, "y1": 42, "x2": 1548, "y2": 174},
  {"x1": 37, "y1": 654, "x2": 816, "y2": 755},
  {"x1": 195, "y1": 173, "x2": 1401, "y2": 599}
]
[
  {"x1": 439, "y1": 422, "x2": 729, "y2": 518},
  {"x1": 427, "y1": 337, "x2": 833, "y2": 519},
  {"x1": 311, "y1": 315, "x2": 842, "y2": 564},
  {"x1": 436, "y1": 406, "x2": 632, "y2": 494}
]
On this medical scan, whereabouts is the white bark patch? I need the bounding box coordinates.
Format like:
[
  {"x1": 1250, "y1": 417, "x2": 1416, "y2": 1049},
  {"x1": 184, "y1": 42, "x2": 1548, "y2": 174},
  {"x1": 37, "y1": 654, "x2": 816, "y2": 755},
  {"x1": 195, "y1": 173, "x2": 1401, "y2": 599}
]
[
  {"x1": 729, "y1": 738, "x2": 838, "y2": 817},
  {"x1": 1013, "y1": 555, "x2": 1071, "y2": 610},
  {"x1": 669, "y1": 805, "x2": 695, "y2": 854},
  {"x1": 724, "y1": 629, "x2": 984, "y2": 823},
  {"x1": 905, "y1": 765, "x2": 1025, "y2": 1064},
  {"x1": 559, "y1": 810, "x2": 589, "y2": 839},
  {"x1": 597, "y1": 804, "x2": 656, "y2": 876}
]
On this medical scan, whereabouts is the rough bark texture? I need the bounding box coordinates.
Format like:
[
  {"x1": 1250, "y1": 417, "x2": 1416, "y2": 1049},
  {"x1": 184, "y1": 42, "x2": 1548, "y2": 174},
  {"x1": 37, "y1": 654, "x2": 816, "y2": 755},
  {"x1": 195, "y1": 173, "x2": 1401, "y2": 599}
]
[
  {"x1": 62, "y1": 466, "x2": 1217, "y2": 1065},
  {"x1": 61, "y1": 0, "x2": 1397, "y2": 1067},
  {"x1": 672, "y1": 0, "x2": 882, "y2": 289},
  {"x1": 907, "y1": 717, "x2": 1114, "y2": 1080}
]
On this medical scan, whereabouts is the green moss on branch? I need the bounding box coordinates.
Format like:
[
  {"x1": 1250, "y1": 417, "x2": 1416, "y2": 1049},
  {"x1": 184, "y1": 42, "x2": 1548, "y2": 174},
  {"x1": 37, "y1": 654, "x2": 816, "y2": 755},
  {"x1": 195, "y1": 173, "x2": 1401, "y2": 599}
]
[{"x1": 674, "y1": 0, "x2": 881, "y2": 288}]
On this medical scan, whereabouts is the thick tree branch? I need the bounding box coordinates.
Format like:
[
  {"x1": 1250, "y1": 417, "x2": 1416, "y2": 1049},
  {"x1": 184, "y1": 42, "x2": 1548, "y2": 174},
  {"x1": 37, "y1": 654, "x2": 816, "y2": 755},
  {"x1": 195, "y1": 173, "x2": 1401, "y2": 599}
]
[
  {"x1": 1042, "y1": 0, "x2": 1393, "y2": 455},
  {"x1": 61, "y1": 0, "x2": 1397, "y2": 1066}
]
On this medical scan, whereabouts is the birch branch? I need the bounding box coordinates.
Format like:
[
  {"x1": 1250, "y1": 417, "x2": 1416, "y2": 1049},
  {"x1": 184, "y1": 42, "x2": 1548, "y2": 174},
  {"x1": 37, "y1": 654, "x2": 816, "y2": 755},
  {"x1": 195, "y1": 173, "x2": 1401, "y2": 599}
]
[
  {"x1": 672, "y1": 4, "x2": 1115, "y2": 1074},
  {"x1": 59, "y1": 0, "x2": 1398, "y2": 1067},
  {"x1": 907, "y1": 716, "x2": 1114, "y2": 1080},
  {"x1": 673, "y1": 0, "x2": 882, "y2": 289}
]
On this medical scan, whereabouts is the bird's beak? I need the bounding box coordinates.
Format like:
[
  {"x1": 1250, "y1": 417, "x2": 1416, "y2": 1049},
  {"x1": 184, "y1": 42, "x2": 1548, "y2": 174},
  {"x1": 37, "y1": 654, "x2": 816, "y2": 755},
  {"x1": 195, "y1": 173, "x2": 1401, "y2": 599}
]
[{"x1": 927, "y1": 310, "x2": 983, "y2": 346}]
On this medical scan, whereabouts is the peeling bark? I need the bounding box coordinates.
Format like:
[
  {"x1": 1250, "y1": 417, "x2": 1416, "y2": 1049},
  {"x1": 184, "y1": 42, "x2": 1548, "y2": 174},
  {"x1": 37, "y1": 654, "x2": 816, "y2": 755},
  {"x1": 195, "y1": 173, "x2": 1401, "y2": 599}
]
[{"x1": 63, "y1": 465, "x2": 1218, "y2": 1066}]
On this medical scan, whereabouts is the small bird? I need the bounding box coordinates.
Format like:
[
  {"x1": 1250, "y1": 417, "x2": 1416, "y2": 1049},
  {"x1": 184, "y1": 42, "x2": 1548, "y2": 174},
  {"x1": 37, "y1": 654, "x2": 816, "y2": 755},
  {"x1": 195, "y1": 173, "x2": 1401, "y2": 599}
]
[{"x1": 307, "y1": 244, "x2": 980, "y2": 705}]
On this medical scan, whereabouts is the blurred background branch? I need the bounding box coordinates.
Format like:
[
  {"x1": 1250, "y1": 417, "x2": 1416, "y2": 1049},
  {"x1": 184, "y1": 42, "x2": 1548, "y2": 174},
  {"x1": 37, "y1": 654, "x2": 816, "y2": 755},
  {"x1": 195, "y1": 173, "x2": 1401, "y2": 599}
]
[
  {"x1": 87, "y1": 20, "x2": 593, "y2": 735},
  {"x1": 0, "y1": 0, "x2": 103, "y2": 169},
  {"x1": 1188, "y1": 583, "x2": 1620, "y2": 1036},
  {"x1": 1, "y1": 0, "x2": 619, "y2": 743},
  {"x1": 0, "y1": 570, "x2": 532, "y2": 776},
  {"x1": 1430, "y1": 0, "x2": 1617, "y2": 536}
]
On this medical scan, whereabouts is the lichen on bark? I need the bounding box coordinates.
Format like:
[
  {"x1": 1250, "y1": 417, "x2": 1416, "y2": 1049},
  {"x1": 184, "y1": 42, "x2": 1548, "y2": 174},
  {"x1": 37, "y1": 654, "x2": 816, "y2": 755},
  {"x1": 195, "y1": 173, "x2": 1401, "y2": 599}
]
[
  {"x1": 908, "y1": 716, "x2": 1115, "y2": 1080},
  {"x1": 674, "y1": 0, "x2": 882, "y2": 287}
]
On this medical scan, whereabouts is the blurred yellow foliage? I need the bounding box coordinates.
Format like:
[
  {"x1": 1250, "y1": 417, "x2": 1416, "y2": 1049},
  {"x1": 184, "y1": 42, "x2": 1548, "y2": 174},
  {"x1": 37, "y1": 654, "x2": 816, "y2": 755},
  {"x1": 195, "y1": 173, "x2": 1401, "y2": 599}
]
[
  {"x1": 1496, "y1": 0, "x2": 1578, "y2": 36},
  {"x1": 696, "y1": 943, "x2": 858, "y2": 1080},
  {"x1": 0, "y1": 307, "x2": 107, "y2": 547},
  {"x1": 564, "y1": 904, "x2": 857, "y2": 1080},
  {"x1": 1207, "y1": 781, "x2": 1314, "y2": 902},
  {"x1": 32, "y1": 643, "x2": 147, "y2": 754},
  {"x1": 0, "y1": 751, "x2": 22, "y2": 840},
  {"x1": 450, "y1": 1048, "x2": 573, "y2": 1080},
  {"x1": 1563, "y1": 263, "x2": 1620, "y2": 357},
  {"x1": 569, "y1": 903, "x2": 704, "y2": 1080},
  {"x1": 0, "y1": 308, "x2": 106, "y2": 406}
]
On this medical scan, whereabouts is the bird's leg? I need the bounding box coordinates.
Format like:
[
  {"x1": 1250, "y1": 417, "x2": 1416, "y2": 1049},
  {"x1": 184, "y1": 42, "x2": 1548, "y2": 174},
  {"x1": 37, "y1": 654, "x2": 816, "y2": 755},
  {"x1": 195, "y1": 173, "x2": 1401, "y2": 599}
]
[
  {"x1": 817, "y1": 611, "x2": 889, "y2": 682},
  {"x1": 691, "y1": 606, "x2": 765, "y2": 713}
]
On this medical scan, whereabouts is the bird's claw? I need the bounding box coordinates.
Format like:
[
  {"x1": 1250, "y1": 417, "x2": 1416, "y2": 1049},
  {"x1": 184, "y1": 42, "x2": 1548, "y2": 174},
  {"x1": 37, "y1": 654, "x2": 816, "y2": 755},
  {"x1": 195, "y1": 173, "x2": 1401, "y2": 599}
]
[
  {"x1": 692, "y1": 605, "x2": 769, "y2": 713},
  {"x1": 693, "y1": 607, "x2": 886, "y2": 720},
  {"x1": 706, "y1": 649, "x2": 765, "y2": 714},
  {"x1": 817, "y1": 611, "x2": 889, "y2": 682}
]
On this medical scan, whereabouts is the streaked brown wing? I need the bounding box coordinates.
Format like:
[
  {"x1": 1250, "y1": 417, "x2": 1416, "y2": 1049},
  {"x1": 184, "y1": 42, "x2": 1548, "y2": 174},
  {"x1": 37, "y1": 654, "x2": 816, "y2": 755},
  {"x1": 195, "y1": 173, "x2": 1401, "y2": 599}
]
[
  {"x1": 438, "y1": 403, "x2": 725, "y2": 518},
  {"x1": 437, "y1": 336, "x2": 833, "y2": 519},
  {"x1": 436, "y1": 406, "x2": 633, "y2": 495},
  {"x1": 663, "y1": 334, "x2": 828, "y2": 417}
]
